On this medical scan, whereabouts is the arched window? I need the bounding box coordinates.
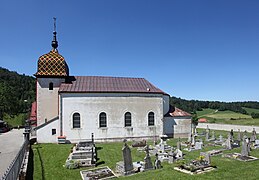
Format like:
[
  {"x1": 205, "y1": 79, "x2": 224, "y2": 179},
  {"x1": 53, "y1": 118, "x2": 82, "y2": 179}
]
[
  {"x1": 49, "y1": 82, "x2": 53, "y2": 90},
  {"x1": 148, "y1": 112, "x2": 155, "y2": 126},
  {"x1": 72, "y1": 113, "x2": 80, "y2": 128},
  {"x1": 124, "y1": 112, "x2": 131, "y2": 127},
  {"x1": 99, "y1": 112, "x2": 107, "y2": 128}
]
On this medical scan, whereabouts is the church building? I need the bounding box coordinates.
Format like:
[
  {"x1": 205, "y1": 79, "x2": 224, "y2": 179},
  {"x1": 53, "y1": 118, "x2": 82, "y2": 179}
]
[{"x1": 33, "y1": 25, "x2": 192, "y2": 143}]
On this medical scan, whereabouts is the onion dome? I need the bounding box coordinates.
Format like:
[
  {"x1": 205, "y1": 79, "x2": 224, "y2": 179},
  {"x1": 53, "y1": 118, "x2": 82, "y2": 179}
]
[
  {"x1": 35, "y1": 50, "x2": 69, "y2": 77},
  {"x1": 35, "y1": 18, "x2": 69, "y2": 77}
]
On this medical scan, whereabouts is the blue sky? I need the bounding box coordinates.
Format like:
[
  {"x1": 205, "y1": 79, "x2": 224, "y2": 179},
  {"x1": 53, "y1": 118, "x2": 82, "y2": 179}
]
[{"x1": 0, "y1": 0, "x2": 259, "y2": 102}]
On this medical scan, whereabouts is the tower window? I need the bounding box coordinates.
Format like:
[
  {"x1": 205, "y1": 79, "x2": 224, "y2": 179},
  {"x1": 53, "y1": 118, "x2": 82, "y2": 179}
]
[
  {"x1": 125, "y1": 112, "x2": 132, "y2": 127},
  {"x1": 148, "y1": 112, "x2": 155, "y2": 126},
  {"x1": 99, "y1": 112, "x2": 107, "y2": 128},
  {"x1": 72, "y1": 113, "x2": 81, "y2": 128},
  {"x1": 49, "y1": 82, "x2": 53, "y2": 90}
]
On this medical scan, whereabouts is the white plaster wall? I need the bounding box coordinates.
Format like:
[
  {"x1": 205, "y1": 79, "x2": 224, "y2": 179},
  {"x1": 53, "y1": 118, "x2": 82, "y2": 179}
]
[
  {"x1": 37, "y1": 78, "x2": 65, "y2": 125},
  {"x1": 37, "y1": 119, "x2": 60, "y2": 143},
  {"x1": 162, "y1": 95, "x2": 170, "y2": 115},
  {"x1": 60, "y1": 93, "x2": 164, "y2": 142},
  {"x1": 164, "y1": 116, "x2": 191, "y2": 138}
]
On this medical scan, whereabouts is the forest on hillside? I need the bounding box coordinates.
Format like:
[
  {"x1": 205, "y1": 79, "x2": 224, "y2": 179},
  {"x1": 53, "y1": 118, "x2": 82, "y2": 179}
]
[
  {"x1": 0, "y1": 67, "x2": 35, "y2": 119},
  {"x1": 170, "y1": 96, "x2": 259, "y2": 116}
]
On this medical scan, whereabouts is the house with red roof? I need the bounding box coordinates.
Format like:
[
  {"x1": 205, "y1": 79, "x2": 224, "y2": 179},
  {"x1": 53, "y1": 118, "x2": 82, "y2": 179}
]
[{"x1": 33, "y1": 26, "x2": 191, "y2": 143}]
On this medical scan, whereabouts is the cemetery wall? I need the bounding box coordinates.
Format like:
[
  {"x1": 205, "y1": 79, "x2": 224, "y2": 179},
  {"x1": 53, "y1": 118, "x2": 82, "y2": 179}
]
[{"x1": 197, "y1": 123, "x2": 259, "y2": 132}]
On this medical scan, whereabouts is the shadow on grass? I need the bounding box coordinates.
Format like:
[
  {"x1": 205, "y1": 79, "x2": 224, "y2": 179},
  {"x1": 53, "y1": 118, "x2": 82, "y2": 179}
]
[
  {"x1": 96, "y1": 161, "x2": 105, "y2": 166},
  {"x1": 35, "y1": 146, "x2": 45, "y2": 180},
  {"x1": 95, "y1": 146, "x2": 105, "y2": 166},
  {"x1": 96, "y1": 146, "x2": 103, "y2": 150}
]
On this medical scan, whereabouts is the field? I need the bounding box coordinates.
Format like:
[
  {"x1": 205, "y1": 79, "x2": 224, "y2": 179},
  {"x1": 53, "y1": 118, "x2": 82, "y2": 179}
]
[
  {"x1": 196, "y1": 108, "x2": 259, "y2": 126},
  {"x1": 3, "y1": 113, "x2": 27, "y2": 128},
  {"x1": 32, "y1": 131, "x2": 259, "y2": 180}
]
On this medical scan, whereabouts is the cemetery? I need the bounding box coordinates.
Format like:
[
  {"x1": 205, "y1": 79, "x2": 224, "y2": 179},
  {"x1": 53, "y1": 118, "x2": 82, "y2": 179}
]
[{"x1": 32, "y1": 128, "x2": 259, "y2": 179}]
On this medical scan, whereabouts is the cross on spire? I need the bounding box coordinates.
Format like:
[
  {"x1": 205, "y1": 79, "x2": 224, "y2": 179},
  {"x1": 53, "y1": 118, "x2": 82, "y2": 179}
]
[{"x1": 52, "y1": 17, "x2": 58, "y2": 50}]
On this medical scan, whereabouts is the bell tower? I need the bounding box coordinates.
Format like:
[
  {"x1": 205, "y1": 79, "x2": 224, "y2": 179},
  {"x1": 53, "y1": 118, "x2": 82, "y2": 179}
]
[{"x1": 35, "y1": 18, "x2": 69, "y2": 126}]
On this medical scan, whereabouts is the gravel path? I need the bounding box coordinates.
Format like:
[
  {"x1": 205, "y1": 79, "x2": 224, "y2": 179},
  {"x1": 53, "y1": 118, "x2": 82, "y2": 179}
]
[{"x1": 0, "y1": 129, "x2": 25, "y2": 176}]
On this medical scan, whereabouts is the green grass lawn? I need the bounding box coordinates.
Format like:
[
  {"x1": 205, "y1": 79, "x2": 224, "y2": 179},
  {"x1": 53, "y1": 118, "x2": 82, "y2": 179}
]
[
  {"x1": 197, "y1": 108, "x2": 259, "y2": 126},
  {"x1": 32, "y1": 132, "x2": 259, "y2": 180}
]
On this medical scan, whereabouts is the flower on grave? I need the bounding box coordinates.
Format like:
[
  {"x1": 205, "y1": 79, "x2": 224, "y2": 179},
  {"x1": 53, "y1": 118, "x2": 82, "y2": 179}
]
[{"x1": 197, "y1": 155, "x2": 204, "y2": 162}]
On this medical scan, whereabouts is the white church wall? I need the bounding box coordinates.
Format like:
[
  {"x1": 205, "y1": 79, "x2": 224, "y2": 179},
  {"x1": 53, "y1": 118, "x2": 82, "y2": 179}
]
[
  {"x1": 164, "y1": 116, "x2": 191, "y2": 138},
  {"x1": 162, "y1": 95, "x2": 170, "y2": 115},
  {"x1": 37, "y1": 78, "x2": 65, "y2": 125},
  {"x1": 60, "y1": 93, "x2": 164, "y2": 142},
  {"x1": 36, "y1": 119, "x2": 60, "y2": 143}
]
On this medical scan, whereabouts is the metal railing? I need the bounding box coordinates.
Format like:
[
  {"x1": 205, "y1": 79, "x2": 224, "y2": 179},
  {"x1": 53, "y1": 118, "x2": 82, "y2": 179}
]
[{"x1": 1, "y1": 139, "x2": 29, "y2": 180}]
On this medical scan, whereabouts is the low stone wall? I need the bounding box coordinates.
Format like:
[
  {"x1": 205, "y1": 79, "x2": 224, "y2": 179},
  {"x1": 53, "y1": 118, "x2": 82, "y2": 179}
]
[{"x1": 197, "y1": 123, "x2": 259, "y2": 132}]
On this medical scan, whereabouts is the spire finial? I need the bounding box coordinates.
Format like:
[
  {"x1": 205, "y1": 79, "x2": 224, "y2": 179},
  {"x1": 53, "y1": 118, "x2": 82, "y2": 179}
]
[{"x1": 51, "y1": 17, "x2": 58, "y2": 50}]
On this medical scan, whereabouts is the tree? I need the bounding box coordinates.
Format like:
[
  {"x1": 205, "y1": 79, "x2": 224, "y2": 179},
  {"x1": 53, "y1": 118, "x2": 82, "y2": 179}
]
[{"x1": 192, "y1": 113, "x2": 199, "y2": 126}]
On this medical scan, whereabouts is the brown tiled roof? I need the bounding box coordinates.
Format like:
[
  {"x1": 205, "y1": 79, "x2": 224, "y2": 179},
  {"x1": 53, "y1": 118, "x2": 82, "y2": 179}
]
[
  {"x1": 29, "y1": 101, "x2": 37, "y2": 121},
  {"x1": 59, "y1": 76, "x2": 167, "y2": 94},
  {"x1": 198, "y1": 118, "x2": 207, "y2": 123},
  {"x1": 165, "y1": 105, "x2": 192, "y2": 117}
]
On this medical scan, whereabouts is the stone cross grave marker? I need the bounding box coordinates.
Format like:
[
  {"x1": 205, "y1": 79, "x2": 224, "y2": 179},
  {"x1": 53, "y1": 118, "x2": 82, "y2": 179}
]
[{"x1": 144, "y1": 145, "x2": 153, "y2": 170}]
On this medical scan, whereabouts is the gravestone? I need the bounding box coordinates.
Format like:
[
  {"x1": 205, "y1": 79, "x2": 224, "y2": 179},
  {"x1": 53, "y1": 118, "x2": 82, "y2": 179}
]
[
  {"x1": 225, "y1": 134, "x2": 232, "y2": 149},
  {"x1": 195, "y1": 142, "x2": 202, "y2": 150},
  {"x1": 175, "y1": 149, "x2": 183, "y2": 158},
  {"x1": 243, "y1": 130, "x2": 248, "y2": 141},
  {"x1": 219, "y1": 134, "x2": 223, "y2": 142},
  {"x1": 143, "y1": 145, "x2": 153, "y2": 170},
  {"x1": 254, "y1": 140, "x2": 259, "y2": 149},
  {"x1": 247, "y1": 138, "x2": 251, "y2": 154},
  {"x1": 206, "y1": 125, "x2": 210, "y2": 133},
  {"x1": 211, "y1": 131, "x2": 215, "y2": 140},
  {"x1": 154, "y1": 154, "x2": 162, "y2": 169},
  {"x1": 237, "y1": 129, "x2": 242, "y2": 141},
  {"x1": 205, "y1": 126, "x2": 210, "y2": 141},
  {"x1": 191, "y1": 134, "x2": 196, "y2": 145},
  {"x1": 205, "y1": 131, "x2": 210, "y2": 141},
  {"x1": 177, "y1": 137, "x2": 181, "y2": 150},
  {"x1": 241, "y1": 138, "x2": 249, "y2": 157},
  {"x1": 251, "y1": 128, "x2": 257, "y2": 142},
  {"x1": 168, "y1": 151, "x2": 175, "y2": 164},
  {"x1": 116, "y1": 140, "x2": 134, "y2": 175},
  {"x1": 132, "y1": 139, "x2": 146, "y2": 148},
  {"x1": 230, "y1": 129, "x2": 234, "y2": 141},
  {"x1": 122, "y1": 141, "x2": 133, "y2": 173},
  {"x1": 200, "y1": 152, "x2": 211, "y2": 164}
]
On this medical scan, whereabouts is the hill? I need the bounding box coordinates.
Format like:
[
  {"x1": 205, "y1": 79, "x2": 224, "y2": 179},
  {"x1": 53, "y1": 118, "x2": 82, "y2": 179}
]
[
  {"x1": 170, "y1": 96, "x2": 259, "y2": 115},
  {"x1": 0, "y1": 67, "x2": 35, "y2": 120},
  {"x1": 196, "y1": 108, "x2": 259, "y2": 126}
]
